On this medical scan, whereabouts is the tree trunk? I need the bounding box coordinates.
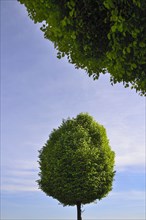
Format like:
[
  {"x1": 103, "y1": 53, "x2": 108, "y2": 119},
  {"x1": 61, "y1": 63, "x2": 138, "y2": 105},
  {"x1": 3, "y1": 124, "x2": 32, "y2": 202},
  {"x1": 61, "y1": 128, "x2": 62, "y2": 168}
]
[{"x1": 77, "y1": 202, "x2": 82, "y2": 220}]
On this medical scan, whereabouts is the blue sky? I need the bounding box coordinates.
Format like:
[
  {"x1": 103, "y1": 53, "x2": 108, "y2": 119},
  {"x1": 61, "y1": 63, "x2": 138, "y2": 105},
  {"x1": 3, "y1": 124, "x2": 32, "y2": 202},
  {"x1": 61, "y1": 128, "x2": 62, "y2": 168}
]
[{"x1": 1, "y1": 1, "x2": 145, "y2": 219}]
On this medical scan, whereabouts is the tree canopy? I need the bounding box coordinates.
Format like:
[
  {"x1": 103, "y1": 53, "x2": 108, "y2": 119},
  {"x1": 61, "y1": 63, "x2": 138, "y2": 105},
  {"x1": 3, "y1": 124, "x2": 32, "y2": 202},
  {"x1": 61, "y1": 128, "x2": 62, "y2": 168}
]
[
  {"x1": 18, "y1": 0, "x2": 146, "y2": 95},
  {"x1": 37, "y1": 113, "x2": 115, "y2": 219}
]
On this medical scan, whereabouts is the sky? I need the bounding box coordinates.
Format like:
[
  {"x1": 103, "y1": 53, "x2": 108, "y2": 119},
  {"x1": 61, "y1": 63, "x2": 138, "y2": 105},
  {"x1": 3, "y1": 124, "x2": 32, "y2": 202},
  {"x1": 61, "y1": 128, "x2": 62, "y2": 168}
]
[{"x1": 1, "y1": 1, "x2": 145, "y2": 219}]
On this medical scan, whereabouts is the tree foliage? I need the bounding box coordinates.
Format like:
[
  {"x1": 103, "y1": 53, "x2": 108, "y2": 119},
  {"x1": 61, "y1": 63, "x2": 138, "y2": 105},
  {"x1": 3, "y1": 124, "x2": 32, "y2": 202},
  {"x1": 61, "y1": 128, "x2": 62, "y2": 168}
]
[
  {"x1": 37, "y1": 113, "x2": 115, "y2": 219},
  {"x1": 18, "y1": 0, "x2": 146, "y2": 95}
]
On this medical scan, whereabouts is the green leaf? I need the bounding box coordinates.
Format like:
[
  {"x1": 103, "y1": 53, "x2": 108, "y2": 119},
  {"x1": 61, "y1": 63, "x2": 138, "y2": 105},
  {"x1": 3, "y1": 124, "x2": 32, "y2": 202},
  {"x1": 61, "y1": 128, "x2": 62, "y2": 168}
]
[
  {"x1": 69, "y1": 9, "x2": 74, "y2": 17},
  {"x1": 131, "y1": 63, "x2": 137, "y2": 69},
  {"x1": 126, "y1": 47, "x2": 131, "y2": 53},
  {"x1": 111, "y1": 25, "x2": 117, "y2": 32},
  {"x1": 71, "y1": 33, "x2": 76, "y2": 40},
  {"x1": 139, "y1": 42, "x2": 145, "y2": 48}
]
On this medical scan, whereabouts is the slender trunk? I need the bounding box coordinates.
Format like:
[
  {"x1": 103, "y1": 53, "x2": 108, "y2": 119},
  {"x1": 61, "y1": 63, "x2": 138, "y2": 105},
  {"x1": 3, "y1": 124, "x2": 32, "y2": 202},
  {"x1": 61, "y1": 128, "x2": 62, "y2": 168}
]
[{"x1": 76, "y1": 202, "x2": 82, "y2": 220}]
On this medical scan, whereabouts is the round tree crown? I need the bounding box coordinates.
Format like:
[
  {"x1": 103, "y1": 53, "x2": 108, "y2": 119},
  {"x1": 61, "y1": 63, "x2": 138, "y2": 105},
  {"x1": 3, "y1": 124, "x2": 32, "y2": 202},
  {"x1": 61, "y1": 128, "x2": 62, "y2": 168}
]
[{"x1": 38, "y1": 113, "x2": 115, "y2": 206}]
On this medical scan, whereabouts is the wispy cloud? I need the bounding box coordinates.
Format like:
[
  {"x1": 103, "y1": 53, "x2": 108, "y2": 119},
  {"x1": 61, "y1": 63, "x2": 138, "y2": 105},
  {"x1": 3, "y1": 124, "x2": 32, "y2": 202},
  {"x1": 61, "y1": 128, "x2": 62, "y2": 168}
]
[
  {"x1": 1, "y1": 184, "x2": 40, "y2": 192},
  {"x1": 109, "y1": 190, "x2": 145, "y2": 201},
  {"x1": 1, "y1": 159, "x2": 40, "y2": 192},
  {"x1": 115, "y1": 152, "x2": 145, "y2": 169},
  {"x1": 107, "y1": 114, "x2": 145, "y2": 170}
]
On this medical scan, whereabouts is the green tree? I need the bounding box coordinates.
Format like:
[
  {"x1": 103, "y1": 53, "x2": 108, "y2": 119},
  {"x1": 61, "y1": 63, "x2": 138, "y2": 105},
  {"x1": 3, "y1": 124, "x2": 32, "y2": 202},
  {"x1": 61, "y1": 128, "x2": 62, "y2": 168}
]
[
  {"x1": 18, "y1": 0, "x2": 146, "y2": 95},
  {"x1": 37, "y1": 113, "x2": 115, "y2": 220}
]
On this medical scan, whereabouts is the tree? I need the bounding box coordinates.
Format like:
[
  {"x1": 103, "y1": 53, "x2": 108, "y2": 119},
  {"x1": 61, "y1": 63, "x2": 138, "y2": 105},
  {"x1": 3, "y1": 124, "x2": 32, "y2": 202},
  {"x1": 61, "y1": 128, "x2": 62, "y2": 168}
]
[
  {"x1": 37, "y1": 113, "x2": 115, "y2": 220},
  {"x1": 18, "y1": 0, "x2": 146, "y2": 95}
]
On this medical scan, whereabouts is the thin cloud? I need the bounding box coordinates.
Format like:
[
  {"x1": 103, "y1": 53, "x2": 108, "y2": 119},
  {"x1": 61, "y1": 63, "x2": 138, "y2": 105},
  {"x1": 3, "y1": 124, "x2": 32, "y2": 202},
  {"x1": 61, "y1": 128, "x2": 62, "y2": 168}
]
[
  {"x1": 110, "y1": 190, "x2": 145, "y2": 201},
  {"x1": 2, "y1": 160, "x2": 39, "y2": 193},
  {"x1": 1, "y1": 184, "x2": 40, "y2": 192}
]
